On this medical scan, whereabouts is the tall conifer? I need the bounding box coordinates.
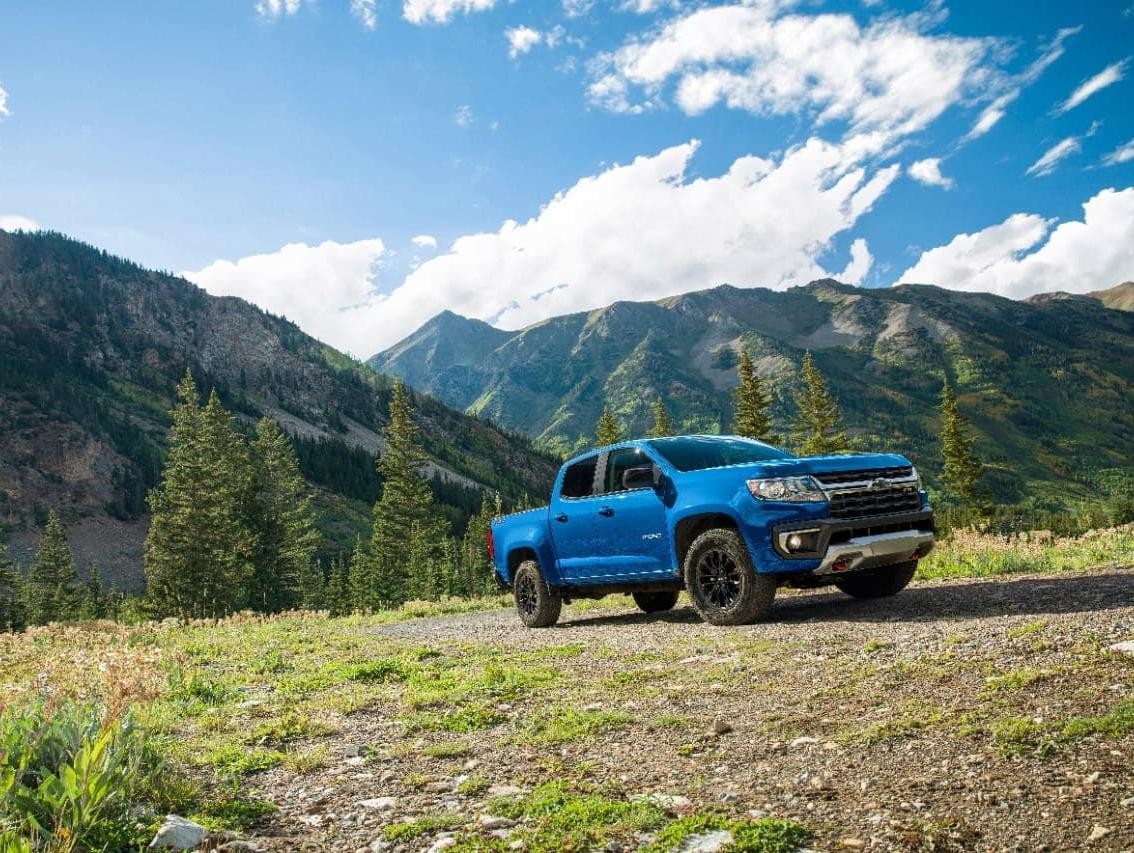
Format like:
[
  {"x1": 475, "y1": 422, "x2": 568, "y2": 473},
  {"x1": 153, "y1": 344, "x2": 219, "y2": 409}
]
[
  {"x1": 595, "y1": 408, "x2": 625, "y2": 446},
  {"x1": 649, "y1": 398, "x2": 675, "y2": 438},
  {"x1": 0, "y1": 529, "x2": 25, "y2": 632},
  {"x1": 792, "y1": 353, "x2": 849, "y2": 456},
  {"x1": 733, "y1": 347, "x2": 778, "y2": 444},
  {"x1": 24, "y1": 511, "x2": 78, "y2": 624},
  {"x1": 940, "y1": 382, "x2": 986, "y2": 503}
]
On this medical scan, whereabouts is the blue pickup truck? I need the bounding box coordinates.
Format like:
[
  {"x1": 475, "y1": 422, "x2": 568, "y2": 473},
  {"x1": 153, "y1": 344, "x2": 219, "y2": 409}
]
[{"x1": 488, "y1": 435, "x2": 935, "y2": 627}]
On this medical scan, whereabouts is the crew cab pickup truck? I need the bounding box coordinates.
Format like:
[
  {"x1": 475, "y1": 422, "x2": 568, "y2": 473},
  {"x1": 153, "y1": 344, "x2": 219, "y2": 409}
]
[{"x1": 488, "y1": 435, "x2": 934, "y2": 627}]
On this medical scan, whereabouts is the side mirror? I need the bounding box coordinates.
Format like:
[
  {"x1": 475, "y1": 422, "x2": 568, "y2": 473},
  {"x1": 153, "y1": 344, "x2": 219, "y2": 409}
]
[{"x1": 621, "y1": 465, "x2": 659, "y2": 491}]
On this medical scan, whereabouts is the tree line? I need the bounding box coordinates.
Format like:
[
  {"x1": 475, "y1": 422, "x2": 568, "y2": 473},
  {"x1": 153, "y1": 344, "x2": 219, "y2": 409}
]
[{"x1": 594, "y1": 347, "x2": 986, "y2": 505}]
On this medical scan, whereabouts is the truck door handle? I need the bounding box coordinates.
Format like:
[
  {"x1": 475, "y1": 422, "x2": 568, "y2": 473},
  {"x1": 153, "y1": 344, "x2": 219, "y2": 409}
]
[
  {"x1": 554, "y1": 513, "x2": 569, "y2": 523},
  {"x1": 598, "y1": 506, "x2": 614, "y2": 517}
]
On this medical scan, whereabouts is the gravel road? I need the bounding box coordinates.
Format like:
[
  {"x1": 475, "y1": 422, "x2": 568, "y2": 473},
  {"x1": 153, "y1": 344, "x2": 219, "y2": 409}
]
[{"x1": 250, "y1": 568, "x2": 1134, "y2": 852}]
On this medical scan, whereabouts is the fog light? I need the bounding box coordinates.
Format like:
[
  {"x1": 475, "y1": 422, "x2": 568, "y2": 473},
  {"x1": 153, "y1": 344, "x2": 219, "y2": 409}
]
[{"x1": 787, "y1": 534, "x2": 804, "y2": 551}]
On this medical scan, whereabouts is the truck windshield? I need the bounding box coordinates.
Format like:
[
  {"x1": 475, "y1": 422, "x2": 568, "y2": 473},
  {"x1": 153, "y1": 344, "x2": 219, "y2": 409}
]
[{"x1": 647, "y1": 436, "x2": 792, "y2": 472}]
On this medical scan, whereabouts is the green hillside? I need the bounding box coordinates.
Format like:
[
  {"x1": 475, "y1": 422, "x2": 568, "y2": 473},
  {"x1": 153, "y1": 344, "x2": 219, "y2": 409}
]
[
  {"x1": 371, "y1": 280, "x2": 1134, "y2": 506},
  {"x1": 0, "y1": 230, "x2": 558, "y2": 587}
]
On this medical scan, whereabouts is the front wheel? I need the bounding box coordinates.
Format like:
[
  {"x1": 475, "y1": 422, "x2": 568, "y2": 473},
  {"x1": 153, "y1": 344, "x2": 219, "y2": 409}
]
[
  {"x1": 513, "y1": 560, "x2": 561, "y2": 628},
  {"x1": 834, "y1": 560, "x2": 918, "y2": 599},
  {"x1": 632, "y1": 590, "x2": 679, "y2": 614},
  {"x1": 684, "y1": 528, "x2": 776, "y2": 626}
]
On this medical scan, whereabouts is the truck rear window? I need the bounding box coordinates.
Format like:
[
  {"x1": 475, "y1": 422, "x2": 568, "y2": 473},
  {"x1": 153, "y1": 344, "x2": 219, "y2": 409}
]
[
  {"x1": 647, "y1": 436, "x2": 791, "y2": 472},
  {"x1": 560, "y1": 456, "x2": 598, "y2": 498}
]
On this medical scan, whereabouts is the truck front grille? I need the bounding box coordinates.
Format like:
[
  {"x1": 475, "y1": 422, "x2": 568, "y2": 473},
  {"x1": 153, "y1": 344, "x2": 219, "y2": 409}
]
[
  {"x1": 813, "y1": 466, "x2": 914, "y2": 488},
  {"x1": 827, "y1": 483, "x2": 922, "y2": 519}
]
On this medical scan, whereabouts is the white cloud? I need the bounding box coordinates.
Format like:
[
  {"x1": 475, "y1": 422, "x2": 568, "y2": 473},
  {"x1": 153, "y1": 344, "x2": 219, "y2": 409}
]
[
  {"x1": 0, "y1": 83, "x2": 8, "y2": 118},
  {"x1": 255, "y1": 0, "x2": 302, "y2": 20},
  {"x1": 562, "y1": 0, "x2": 594, "y2": 18},
  {"x1": 896, "y1": 187, "x2": 1134, "y2": 299},
  {"x1": 184, "y1": 239, "x2": 388, "y2": 358},
  {"x1": 454, "y1": 104, "x2": 474, "y2": 127},
  {"x1": 837, "y1": 238, "x2": 873, "y2": 285},
  {"x1": 403, "y1": 0, "x2": 497, "y2": 24},
  {"x1": 506, "y1": 26, "x2": 543, "y2": 59},
  {"x1": 908, "y1": 157, "x2": 953, "y2": 189},
  {"x1": 412, "y1": 234, "x2": 438, "y2": 249},
  {"x1": 351, "y1": 0, "x2": 377, "y2": 29},
  {"x1": 1026, "y1": 136, "x2": 1081, "y2": 177},
  {"x1": 0, "y1": 215, "x2": 39, "y2": 232},
  {"x1": 588, "y1": 3, "x2": 996, "y2": 143},
  {"x1": 1057, "y1": 59, "x2": 1128, "y2": 113},
  {"x1": 363, "y1": 135, "x2": 898, "y2": 351},
  {"x1": 1104, "y1": 138, "x2": 1134, "y2": 166},
  {"x1": 964, "y1": 26, "x2": 1080, "y2": 141}
]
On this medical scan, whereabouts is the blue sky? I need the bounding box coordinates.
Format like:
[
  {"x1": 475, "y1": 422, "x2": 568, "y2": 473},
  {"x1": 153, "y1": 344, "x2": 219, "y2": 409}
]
[{"x1": 1, "y1": 0, "x2": 1132, "y2": 356}]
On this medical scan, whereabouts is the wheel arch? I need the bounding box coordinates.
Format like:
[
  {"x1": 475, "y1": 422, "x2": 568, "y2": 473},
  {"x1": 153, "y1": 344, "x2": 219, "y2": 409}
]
[{"x1": 674, "y1": 512, "x2": 741, "y2": 573}]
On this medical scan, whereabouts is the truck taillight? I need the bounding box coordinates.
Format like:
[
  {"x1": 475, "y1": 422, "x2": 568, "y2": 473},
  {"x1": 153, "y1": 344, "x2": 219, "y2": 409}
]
[{"x1": 486, "y1": 527, "x2": 495, "y2": 561}]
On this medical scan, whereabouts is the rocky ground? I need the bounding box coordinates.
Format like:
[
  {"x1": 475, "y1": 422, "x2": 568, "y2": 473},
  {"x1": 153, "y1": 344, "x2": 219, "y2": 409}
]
[{"x1": 237, "y1": 570, "x2": 1134, "y2": 852}]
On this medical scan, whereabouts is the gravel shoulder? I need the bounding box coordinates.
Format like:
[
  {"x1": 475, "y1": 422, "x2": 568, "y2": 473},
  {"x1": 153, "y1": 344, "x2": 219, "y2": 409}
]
[{"x1": 247, "y1": 569, "x2": 1134, "y2": 852}]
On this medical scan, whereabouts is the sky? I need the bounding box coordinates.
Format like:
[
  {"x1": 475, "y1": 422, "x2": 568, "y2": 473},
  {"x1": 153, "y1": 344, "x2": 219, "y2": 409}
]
[{"x1": 1, "y1": 0, "x2": 1132, "y2": 357}]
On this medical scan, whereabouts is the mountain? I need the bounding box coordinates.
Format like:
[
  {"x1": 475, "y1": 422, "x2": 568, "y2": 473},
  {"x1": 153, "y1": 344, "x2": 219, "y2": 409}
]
[
  {"x1": 1088, "y1": 282, "x2": 1134, "y2": 312},
  {"x1": 370, "y1": 280, "x2": 1134, "y2": 506},
  {"x1": 0, "y1": 231, "x2": 558, "y2": 588}
]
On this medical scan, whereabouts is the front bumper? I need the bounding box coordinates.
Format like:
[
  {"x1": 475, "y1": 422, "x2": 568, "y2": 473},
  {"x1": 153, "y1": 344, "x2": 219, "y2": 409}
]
[{"x1": 768, "y1": 509, "x2": 935, "y2": 575}]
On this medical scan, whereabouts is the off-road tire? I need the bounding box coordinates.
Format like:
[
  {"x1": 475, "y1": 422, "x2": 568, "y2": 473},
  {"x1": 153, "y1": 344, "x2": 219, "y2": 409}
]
[
  {"x1": 834, "y1": 560, "x2": 918, "y2": 599},
  {"x1": 632, "y1": 590, "x2": 679, "y2": 614},
  {"x1": 684, "y1": 528, "x2": 776, "y2": 626},
  {"x1": 513, "y1": 560, "x2": 562, "y2": 628}
]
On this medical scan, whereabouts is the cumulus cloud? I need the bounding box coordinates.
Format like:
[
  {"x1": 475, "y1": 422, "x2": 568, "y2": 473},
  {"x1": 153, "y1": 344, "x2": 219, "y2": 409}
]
[
  {"x1": 351, "y1": 0, "x2": 377, "y2": 29},
  {"x1": 255, "y1": 0, "x2": 302, "y2": 20},
  {"x1": 896, "y1": 187, "x2": 1134, "y2": 298},
  {"x1": 403, "y1": 0, "x2": 497, "y2": 24},
  {"x1": 1104, "y1": 138, "x2": 1134, "y2": 166},
  {"x1": 184, "y1": 239, "x2": 388, "y2": 357},
  {"x1": 362, "y1": 136, "x2": 898, "y2": 351},
  {"x1": 562, "y1": 0, "x2": 594, "y2": 18},
  {"x1": 587, "y1": 3, "x2": 996, "y2": 143},
  {"x1": 1057, "y1": 59, "x2": 1128, "y2": 114},
  {"x1": 964, "y1": 26, "x2": 1080, "y2": 141},
  {"x1": 0, "y1": 215, "x2": 40, "y2": 232},
  {"x1": 454, "y1": 105, "x2": 474, "y2": 127},
  {"x1": 908, "y1": 158, "x2": 953, "y2": 189},
  {"x1": 0, "y1": 83, "x2": 8, "y2": 118},
  {"x1": 506, "y1": 26, "x2": 543, "y2": 59},
  {"x1": 412, "y1": 234, "x2": 438, "y2": 249}
]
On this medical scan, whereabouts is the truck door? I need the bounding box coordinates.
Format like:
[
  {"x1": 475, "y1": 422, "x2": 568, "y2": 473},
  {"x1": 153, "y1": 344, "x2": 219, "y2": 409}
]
[
  {"x1": 592, "y1": 446, "x2": 673, "y2": 579},
  {"x1": 547, "y1": 454, "x2": 606, "y2": 582}
]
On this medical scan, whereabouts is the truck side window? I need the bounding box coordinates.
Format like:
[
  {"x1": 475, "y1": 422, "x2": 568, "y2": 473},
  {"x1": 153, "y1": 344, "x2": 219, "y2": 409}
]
[
  {"x1": 604, "y1": 447, "x2": 651, "y2": 493},
  {"x1": 560, "y1": 456, "x2": 598, "y2": 499}
]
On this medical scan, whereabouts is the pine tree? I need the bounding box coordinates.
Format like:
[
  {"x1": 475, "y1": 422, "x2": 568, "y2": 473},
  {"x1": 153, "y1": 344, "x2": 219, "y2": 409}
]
[
  {"x1": 24, "y1": 511, "x2": 78, "y2": 625},
  {"x1": 733, "y1": 347, "x2": 778, "y2": 444},
  {"x1": 79, "y1": 564, "x2": 105, "y2": 620},
  {"x1": 595, "y1": 408, "x2": 625, "y2": 446},
  {"x1": 363, "y1": 382, "x2": 448, "y2": 609},
  {"x1": 940, "y1": 382, "x2": 986, "y2": 503},
  {"x1": 0, "y1": 529, "x2": 26, "y2": 632},
  {"x1": 792, "y1": 353, "x2": 849, "y2": 456},
  {"x1": 649, "y1": 398, "x2": 675, "y2": 438},
  {"x1": 328, "y1": 555, "x2": 352, "y2": 617},
  {"x1": 248, "y1": 418, "x2": 321, "y2": 613},
  {"x1": 460, "y1": 494, "x2": 497, "y2": 597},
  {"x1": 145, "y1": 373, "x2": 256, "y2": 620},
  {"x1": 300, "y1": 560, "x2": 326, "y2": 611}
]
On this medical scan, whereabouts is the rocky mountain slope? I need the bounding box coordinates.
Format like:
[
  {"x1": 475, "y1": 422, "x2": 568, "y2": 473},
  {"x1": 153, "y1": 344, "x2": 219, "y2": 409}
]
[
  {"x1": 1089, "y1": 282, "x2": 1134, "y2": 312},
  {"x1": 0, "y1": 231, "x2": 558, "y2": 588},
  {"x1": 370, "y1": 280, "x2": 1134, "y2": 504}
]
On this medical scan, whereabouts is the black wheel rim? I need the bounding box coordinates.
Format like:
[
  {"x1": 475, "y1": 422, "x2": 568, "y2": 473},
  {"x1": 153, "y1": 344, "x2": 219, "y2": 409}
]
[
  {"x1": 516, "y1": 572, "x2": 538, "y2": 616},
  {"x1": 694, "y1": 549, "x2": 742, "y2": 609}
]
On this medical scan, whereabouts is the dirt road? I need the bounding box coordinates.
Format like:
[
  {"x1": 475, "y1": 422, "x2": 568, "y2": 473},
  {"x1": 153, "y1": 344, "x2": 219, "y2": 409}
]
[{"x1": 250, "y1": 569, "x2": 1134, "y2": 852}]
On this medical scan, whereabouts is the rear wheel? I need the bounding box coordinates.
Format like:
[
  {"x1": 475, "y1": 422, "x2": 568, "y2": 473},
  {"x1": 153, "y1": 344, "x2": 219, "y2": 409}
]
[
  {"x1": 513, "y1": 560, "x2": 561, "y2": 628},
  {"x1": 684, "y1": 528, "x2": 776, "y2": 626},
  {"x1": 834, "y1": 560, "x2": 918, "y2": 599},
  {"x1": 632, "y1": 590, "x2": 679, "y2": 614}
]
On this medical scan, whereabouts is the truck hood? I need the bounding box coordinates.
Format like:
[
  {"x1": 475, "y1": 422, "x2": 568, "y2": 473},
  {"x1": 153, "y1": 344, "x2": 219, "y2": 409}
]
[{"x1": 682, "y1": 452, "x2": 912, "y2": 481}]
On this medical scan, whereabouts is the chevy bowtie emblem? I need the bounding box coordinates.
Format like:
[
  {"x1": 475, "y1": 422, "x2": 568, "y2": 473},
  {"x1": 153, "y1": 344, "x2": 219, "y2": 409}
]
[{"x1": 869, "y1": 478, "x2": 889, "y2": 491}]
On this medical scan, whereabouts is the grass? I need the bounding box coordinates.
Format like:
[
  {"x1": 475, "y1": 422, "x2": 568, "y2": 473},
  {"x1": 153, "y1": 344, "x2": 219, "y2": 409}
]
[
  {"x1": 383, "y1": 813, "x2": 465, "y2": 841},
  {"x1": 520, "y1": 708, "x2": 633, "y2": 745},
  {"x1": 646, "y1": 814, "x2": 810, "y2": 853}
]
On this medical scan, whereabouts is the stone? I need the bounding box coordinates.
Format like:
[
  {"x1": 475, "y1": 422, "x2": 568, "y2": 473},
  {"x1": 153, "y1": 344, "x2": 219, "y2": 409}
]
[
  {"x1": 838, "y1": 840, "x2": 865, "y2": 850},
  {"x1": 711, "y1": 718, "x2": 733, "y2": 736},
  {"x1": 478, "y1": 815, "x2": 517, "y2": 830},
  {"x1": 790, "y1": 736, "x2": 819, "y2": 748},
  {"x1": 343, "y1": 743, "x2": 362, "y2": 758},
  {"x1": 1108, "y1": 641, "x2": 1134, "y2": 656},
  {"x1": 634, "y1": 793, "x2": 693, "y2": 814},
  {"x1": 359, "y1": 797, "x2": 398, "y2": 811},
  {"x1": 508, "y1": 842, "x2": 525, "y2": 851},
  {"x1": 345, "y1": 756, "x2": 367, "y2": 766},
  {"x1": 1087, "y1": 825, "x2": 1111, "y2": 842},
  {"x1": 219, "y1": 843, "x2": 262, "y2": 852},
  {"x1": 1121, "y1": 796, "x2": 1134, "y2": 808},
  {"x1": 424, "y1": 780, "x2": 455, "y2": 793},
  {"x1": 488, "y1": 784, "x2": 524, "y2": 797},
  {"x1": 678, "y1": 830, "x2": 733, "y2": 852},
  {"x1": 149, "y1": 815, "x2": 208, "y2": 850},
  {"x1": 427, "y1": 836, "x2": 457, "y2": 853}
]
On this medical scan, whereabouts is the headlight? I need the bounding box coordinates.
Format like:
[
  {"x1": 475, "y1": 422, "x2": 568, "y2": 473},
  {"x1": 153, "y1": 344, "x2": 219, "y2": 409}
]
[{"x1": 746, "y1": 476, "x2": 826, "y2": 502}]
